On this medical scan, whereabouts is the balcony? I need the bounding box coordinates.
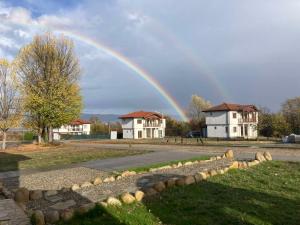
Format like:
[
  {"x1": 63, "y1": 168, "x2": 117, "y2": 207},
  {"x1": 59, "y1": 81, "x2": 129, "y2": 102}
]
[
  {"x1": 238, "y1": 118, "x2": 257, "y2": 123},
  {"x1": 143, "y1": 123, "x2": 161, "y2": 127}
]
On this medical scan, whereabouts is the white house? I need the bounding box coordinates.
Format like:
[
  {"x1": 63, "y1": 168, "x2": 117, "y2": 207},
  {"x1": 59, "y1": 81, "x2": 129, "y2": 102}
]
[
  {"x1": 120, "y1": 111, "x2": 166, "y2": 139},
  {"x1": 204, "y1": 103, "x2": 258, "y2": 139},
  {"x1": 53, "y1": 119, "x2": 91, "y2": 140}
]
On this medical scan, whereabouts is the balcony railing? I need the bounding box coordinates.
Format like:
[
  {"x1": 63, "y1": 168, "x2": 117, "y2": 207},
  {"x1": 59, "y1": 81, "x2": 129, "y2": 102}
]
[
  {"x1": 238, "y1": 118, "x2": 257, "y2": 123},
  {"x1": 143, "y1": 123, "x2": 161, "y2": 127}
]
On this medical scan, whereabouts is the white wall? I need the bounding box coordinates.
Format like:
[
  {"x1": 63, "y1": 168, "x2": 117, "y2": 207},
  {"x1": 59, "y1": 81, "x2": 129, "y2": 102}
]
[
  {"x1": 205, "y1": 111, "x2": 228, "y2": 125},
  {"x1": 123, "y1": 129, "x2": 134, "y2": 139},
  {"x1": 207, "y1": 125, "x2": 228, "y2": 138}
]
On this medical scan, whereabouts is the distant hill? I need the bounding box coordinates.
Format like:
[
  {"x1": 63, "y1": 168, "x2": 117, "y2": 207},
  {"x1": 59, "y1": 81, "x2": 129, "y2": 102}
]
[{"x1": 81, "y1": 113, "x2": 121, "y2": 123}]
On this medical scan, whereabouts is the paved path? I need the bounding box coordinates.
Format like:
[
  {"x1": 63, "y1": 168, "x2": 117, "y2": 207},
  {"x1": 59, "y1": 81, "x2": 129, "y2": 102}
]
[
  {"x1": 1, "y1": 142, "x2": 299, "y2": 180},
  {"x1": 0, "y1": 199, "x2": 30, "y2": 225}
]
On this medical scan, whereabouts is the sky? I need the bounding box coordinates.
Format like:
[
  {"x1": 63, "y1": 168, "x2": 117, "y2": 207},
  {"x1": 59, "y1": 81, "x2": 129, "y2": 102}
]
[{"x1": 1, "y1": 0, "x2": 300, "y2": 119}]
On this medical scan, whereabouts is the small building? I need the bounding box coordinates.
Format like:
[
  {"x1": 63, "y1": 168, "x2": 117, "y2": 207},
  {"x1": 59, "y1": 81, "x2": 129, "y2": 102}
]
[
  {"x1": 119, "y1": 111, "x2": 166, "y2": 139},
  {"x1": 203, "y1": 103, "x2": 258, "y2": 139},
  {"x1": 53, "y1": 119, "x2": 91, "y2": 140}
]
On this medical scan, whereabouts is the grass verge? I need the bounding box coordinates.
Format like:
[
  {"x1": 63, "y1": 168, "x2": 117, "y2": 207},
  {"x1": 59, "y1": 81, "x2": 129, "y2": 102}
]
[
  {"x1": 0, "y1": 146, "x2": 147, "y2": 172},
  {"x1": 59, "y1": 161, "x2": 300, "y2": 225}
]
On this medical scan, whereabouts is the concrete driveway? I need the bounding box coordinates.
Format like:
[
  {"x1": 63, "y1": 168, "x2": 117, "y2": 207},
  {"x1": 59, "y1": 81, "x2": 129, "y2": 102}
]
[{"x1": 70, "y1": 142, "x2": 300, "y2": 171}]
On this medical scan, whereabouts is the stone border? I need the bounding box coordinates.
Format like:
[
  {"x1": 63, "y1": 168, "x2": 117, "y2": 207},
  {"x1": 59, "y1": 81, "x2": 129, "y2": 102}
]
[{"x1": 69, "y1": 153, "x2": 230, "y2": 192}]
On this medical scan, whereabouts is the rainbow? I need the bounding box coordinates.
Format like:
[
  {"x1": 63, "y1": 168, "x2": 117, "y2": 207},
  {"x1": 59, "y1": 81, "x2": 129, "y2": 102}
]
[
  {"x1": 54, "y1": 30, "x2": 189, "y2": 121},
  {"x1": 148, "y1": 20, "x2": 232, "y2": 101}
]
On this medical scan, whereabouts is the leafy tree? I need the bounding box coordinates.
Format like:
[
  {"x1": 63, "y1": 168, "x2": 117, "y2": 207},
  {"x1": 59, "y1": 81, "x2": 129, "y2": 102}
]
[
  {"x1": 281, "y1": 97, "x2": 300, "y2": 134},
  {"x1": 272, "y1": 113, "x2": 291, "y2": 137},
  {"x1": 257, "y1": 107, "x2": 273, "y2": 137},
  {"x1": 188, "y1": 95, "x2": 212, "y2": 130},
  {"x1": 165, "y1": 115, "x2": 190, "y2": 136},
  {"x1": 16, "y1": 33, "x2": 82, "y2": 144},
  {"x1": 258, "y1": 107, "x2": 291, "y2": 137},
  {"x1": 0, "y1": 59, "x2": 22, "y2": 149},
  {"x1": 89, "y1": 116, "x2": 109, "y2": 134}
]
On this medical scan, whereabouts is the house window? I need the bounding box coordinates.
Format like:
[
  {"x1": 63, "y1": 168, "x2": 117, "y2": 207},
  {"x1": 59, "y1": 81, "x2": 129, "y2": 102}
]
[
  {"x1": 233, "y1": 113, "x2": 237, "y2": 119},
  {"x1": 225, "y1": 127, "x2": 229, "y2": 133},
  {"x1": 233, "y1": 127, "x2": 237, "y2": 133},
  {"x1": 137, "y1": 119, "x2": 142, "y2": 124}
]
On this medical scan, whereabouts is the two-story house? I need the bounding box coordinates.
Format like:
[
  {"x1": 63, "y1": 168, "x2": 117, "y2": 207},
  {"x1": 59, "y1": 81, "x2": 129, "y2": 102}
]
[
  {"x1": 119, "y1": 111, "x2": 166, "y2": 139},
  {"x1": 53, "y1": 119, "x2": 91, "y2": 140},
  {"x1": 203, "y1": 103, "x2": 258, "y2": 139}
]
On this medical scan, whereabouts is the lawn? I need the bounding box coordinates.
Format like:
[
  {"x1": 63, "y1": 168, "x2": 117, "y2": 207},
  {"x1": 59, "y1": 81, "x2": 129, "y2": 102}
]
[
  {"x1": 0, "y1": 145, "x2": 147, "y2": 172},
  {"x1": 126, "y1": 155, "x2": 210, "y2": 173},
  {"x1": 59, "y1": 161, "x2": 300, "y2": 225}
]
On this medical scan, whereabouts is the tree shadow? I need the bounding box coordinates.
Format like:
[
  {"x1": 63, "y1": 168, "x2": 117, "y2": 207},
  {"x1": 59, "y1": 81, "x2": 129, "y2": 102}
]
[
  {"x1": 139, "y1": 176, "x2": 300, "y2": 225},
  {"x1": 0, "y1": 151, "x2": 124, "y2": 225}
]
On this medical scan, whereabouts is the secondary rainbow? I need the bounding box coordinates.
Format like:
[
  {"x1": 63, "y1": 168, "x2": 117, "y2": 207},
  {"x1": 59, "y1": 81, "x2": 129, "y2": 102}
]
[{"x1": 55, "y1": 30, "x2": 189, "y2": 121}]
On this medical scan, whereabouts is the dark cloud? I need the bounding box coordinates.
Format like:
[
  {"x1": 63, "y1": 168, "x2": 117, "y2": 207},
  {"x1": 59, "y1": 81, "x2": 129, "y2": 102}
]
[{"x1": 1, "y1": 0, "x2": 300, "y2": 118}]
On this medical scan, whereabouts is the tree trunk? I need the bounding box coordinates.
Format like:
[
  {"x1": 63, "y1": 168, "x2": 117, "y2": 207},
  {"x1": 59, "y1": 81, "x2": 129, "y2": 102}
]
[
  {"x1": 38, "y1": 128, "x2": 43, "y2": 145},
  {"x1": 48, "y1": 126, "x2": 53, "y2": 143},
  {"x1": 2, "y1": 131, "x2": 7, "y2": 150}
]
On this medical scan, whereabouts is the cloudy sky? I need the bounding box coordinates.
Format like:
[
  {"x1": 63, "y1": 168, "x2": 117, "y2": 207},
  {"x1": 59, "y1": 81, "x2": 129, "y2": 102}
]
[{"x1": 1, "y1": 0, "x2": 300, "y2": 119}]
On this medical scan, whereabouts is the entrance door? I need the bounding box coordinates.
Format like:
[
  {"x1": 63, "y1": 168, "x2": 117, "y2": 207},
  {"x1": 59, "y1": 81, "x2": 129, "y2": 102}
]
[
  {"x1": 138, "y1": 130, "x2": 142, "y2": 139},
  {"x1": 245, "y1": 125, "x2": 248, "y2": 136}
]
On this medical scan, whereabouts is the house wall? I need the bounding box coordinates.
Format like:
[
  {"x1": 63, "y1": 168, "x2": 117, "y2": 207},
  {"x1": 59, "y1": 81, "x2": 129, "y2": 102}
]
[{"x1": 206, "y1": 111, "x2": 258, "y2": 139}]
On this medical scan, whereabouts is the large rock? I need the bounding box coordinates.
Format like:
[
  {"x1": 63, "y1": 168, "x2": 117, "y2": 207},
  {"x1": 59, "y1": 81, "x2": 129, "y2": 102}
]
[
  {"x1": 32, "y1": 210, "x2": 45, "y2": 225},
  {"x1": 30, "y1": 190, "x2": 43, "y2": 200},
  {"x1": 77, "y1": 203, "x2": 95, "y2": 214},
  {"x1": 144, "y1": 188, "x2": 158, "y2": 196},
  {"x1": 44, "y1": 190, "x2": 57, "y2": 197},
  {"x1": 14, "y1": 187, "x2": 29, "y2": 204},
  {"x1": 209, "y1": 170, "x2": 218, "y2": 176},
  {"x1": 184, "y1": 161, "x2": 193, "y2": 166},
  {"x1": 104, "y1": 176, "x2": 115, "y2": 183},
  {"x1": 93, "y1": 177, "x2": 102, "y2": 185},
  {"x1": 165, "y1": 178, "x2": 176, "y2": 188},
  {"x1": 60, "y1": 208, "x2": 74, "y2": 221},
  {"x1": 50, "y1": 200, "x2": 76, "y2": 210},
  {"x1": 238, "y1": 161, "x2": 248, "y2": 169},
  {"x1": 175, "y1": 178, "x2": 186, "y2": 186},
  {"x1": 230, "y1": 161, "x2": 239, "y2": 169},
  {"x1": 225, "y1": 149, "x2": 234, "y2": 158},
  {"x1": 44, "y1": 210, "x2": 59, "y2": 224},
  {"x1": 106, "y1": 197, "x2": 122, "y2": 206},
  {"x1": 184, "y1": 176, "x2": 196, "y2": 185},
  {"x1": 121, "y1": 192, "x2": 136, "y2": 204},
  {"x1": 121, "y1": 171, "x2": 136, "y2": 177},
  {"x1": 217, "y1": 169, "x2": 225, "y2": 175},
  {"x1": 71, "y1": 184, "x2": 80, "y2": 191},
  {"x1": 81, "y1": 182, "x2": 93, "y2": 188},
  {"x1": 263, "y1": 152, "x2": 272, "y2": 161},
  {"x1": 255, "y1": 152, "x2": 266, "y2": 162},
  {"x1": 153, "y1": 181, "x2": 166, "y2": 192},
  {"x1": 197, "y1": 172, "x2": 208, "y2": 180},
  {"x1": 135, "y1": 190, "x2": 145, "y2": 201}
]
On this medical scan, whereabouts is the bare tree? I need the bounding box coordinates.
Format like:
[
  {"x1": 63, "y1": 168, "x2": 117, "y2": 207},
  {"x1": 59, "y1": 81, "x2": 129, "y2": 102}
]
[{"x1": 0, "y1": 59, "x2": 22, "y2": 150}]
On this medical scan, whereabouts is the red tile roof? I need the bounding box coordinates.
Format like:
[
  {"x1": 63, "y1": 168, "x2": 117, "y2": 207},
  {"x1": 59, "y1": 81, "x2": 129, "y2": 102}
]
[
  {"x1": 119, "y1": 111, "x2": 163, "y2": 119},
  {"x1": 203, "y1": 103, "x2": 258, "y2": 112},
  {"x1": 70, "y1": 119, "x2": 91, "y2": 125}
]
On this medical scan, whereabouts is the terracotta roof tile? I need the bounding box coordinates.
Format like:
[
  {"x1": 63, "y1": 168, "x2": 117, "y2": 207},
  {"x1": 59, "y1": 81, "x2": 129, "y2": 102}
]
[
  {"x1": 203, "y1": 103, "x2": 257, "y2": 112},
  {"x1": 70, "y1": 119, "x2": 91, "y2": 125},
  {"x1": 119, "y1": 111, "x2": 163, "y2": 119}
]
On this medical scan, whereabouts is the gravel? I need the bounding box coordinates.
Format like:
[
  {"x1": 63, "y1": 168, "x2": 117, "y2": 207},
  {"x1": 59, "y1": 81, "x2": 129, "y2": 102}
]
[{"x1": 2, "y1": 167, "x2": 110, "y2": 190}]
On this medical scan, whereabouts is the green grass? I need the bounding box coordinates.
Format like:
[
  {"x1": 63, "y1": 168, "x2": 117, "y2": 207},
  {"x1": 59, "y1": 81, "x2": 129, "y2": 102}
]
[
  {"x1": 126, "y1": 156, "x2": 210, "y2": 173},
  {"x1": 0, "y1": 146, "x2": 147, "y2": 172},
  {"x1": 59, "y1": 161, "x2": 300, "y2": 225}
]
